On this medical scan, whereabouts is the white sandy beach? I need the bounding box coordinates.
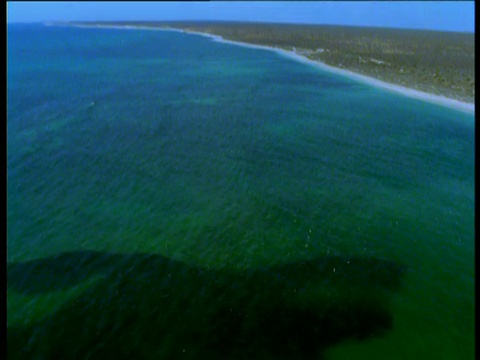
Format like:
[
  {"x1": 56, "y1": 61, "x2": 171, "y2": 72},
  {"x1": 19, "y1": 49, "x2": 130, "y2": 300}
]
[{"x1": 63, "y1": 23, "x2": 475, "y2": 115}]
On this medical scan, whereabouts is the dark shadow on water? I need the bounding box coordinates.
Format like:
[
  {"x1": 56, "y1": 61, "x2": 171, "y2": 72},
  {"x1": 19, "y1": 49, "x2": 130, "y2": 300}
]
[{"x1": 8, "y1": 251, "x2": 405, "y2": 360}]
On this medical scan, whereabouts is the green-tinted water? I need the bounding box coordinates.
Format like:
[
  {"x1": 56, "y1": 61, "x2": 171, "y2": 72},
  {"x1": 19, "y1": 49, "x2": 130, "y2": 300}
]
[{"x1": 7, "y1": 24, "x2": 474, "y2": 359}]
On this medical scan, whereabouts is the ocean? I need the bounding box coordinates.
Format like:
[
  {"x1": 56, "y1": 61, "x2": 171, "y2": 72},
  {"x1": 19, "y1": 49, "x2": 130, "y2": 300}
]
[{"x1": 7, "y1": 24, "x2": 474, "y2": 359}]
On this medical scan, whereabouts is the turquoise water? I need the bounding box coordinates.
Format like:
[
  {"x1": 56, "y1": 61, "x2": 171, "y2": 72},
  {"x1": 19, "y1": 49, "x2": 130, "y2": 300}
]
[{"x1": 7, "y1": 24, "x2": 474, "y2": 359}]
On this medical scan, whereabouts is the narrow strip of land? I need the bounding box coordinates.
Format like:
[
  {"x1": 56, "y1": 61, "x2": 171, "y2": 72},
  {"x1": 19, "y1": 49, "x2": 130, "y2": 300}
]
[{"x1": 62, "y1": 21, "x2": 475, "y2": 113}]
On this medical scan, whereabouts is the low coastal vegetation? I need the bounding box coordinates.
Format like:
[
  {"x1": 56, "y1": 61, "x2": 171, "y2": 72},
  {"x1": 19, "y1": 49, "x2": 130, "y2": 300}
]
[{"x1": 69, "y1": 21, "x2": 474, "y2": 103}]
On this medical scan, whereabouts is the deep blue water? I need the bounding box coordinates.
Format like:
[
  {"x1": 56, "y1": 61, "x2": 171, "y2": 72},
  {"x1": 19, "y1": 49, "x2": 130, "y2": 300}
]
[{"x1": 7, "y1": 24, "x2": 474, "y2": 359}]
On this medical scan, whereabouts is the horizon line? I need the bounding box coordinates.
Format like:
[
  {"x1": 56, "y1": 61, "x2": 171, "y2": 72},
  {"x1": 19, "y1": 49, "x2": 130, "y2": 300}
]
[{"x1": 9, "y1": 20, "x2": 474, "y2": 35}]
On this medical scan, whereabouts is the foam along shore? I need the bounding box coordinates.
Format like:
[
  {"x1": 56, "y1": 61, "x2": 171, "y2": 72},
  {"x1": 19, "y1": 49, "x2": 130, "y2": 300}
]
[{"x1": 64, "y1": 23, "x2": 475, "y2": 115}]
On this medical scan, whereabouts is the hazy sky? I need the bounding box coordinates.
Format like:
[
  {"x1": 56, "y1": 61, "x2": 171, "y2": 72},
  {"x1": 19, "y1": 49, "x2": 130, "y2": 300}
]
[{"x1": 7, "y1": 1, "x2": 475, "y2": 33}]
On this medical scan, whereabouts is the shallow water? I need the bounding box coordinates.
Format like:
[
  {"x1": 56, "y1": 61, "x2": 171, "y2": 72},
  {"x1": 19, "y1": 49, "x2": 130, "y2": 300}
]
[{"x1": 7, "y1": 24, "x2": 474, "y2": 359}]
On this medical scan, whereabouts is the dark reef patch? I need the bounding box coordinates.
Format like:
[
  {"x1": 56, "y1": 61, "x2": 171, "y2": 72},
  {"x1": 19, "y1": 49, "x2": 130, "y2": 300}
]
[{"x1": 8, "y1": 251, "x2": 405, "y2": 359}]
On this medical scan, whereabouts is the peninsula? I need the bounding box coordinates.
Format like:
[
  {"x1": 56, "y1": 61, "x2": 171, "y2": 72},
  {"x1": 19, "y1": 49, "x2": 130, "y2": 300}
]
[{"x1": 67, "y1": 21, "x2": 475, "y2": 108}]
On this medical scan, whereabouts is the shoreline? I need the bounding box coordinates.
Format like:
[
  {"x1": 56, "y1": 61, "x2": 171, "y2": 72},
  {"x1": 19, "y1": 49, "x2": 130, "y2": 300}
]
[{"x1": 59, "y1": 23, "x2": 475, "y2": 115}]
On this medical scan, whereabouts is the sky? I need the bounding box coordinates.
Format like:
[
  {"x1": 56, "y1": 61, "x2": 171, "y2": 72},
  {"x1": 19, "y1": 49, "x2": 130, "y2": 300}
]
[{"x1": 6, "y1": 1, "x2": 475, "y2": 33}]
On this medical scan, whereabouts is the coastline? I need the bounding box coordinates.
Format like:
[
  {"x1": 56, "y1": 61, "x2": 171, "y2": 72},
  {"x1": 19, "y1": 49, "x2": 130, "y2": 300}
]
[{"x1": 60, "y1": 23, "x2": 475, "y2": 115}]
